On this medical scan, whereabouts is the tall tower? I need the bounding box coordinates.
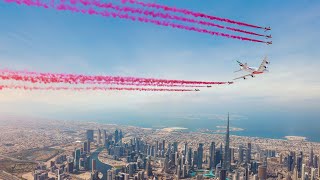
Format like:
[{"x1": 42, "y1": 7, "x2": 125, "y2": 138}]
[
  {"x1": 246, "y1": 143, "x2": 251, "y2": 163},
  {"x1": 209, "y1": 142, "x2": 215, "y2": 170},
  {"x1": 97, "y1": 129, "x2": 101, "y2": 145},
  {"x1": 86, "y1": 130, "x2": 94, "y2": 142},
  {"x1": 115, "y1": 129, "x2": 119, "y2": 144},
  {"x1": 309, "y1": 146, "x2": 314, "y2": 167},
  {"x1": 318, "y1": 155, "x2": 320, "y2": 178},
  {"x1": 197, "y1": 143, "x2": 204, "y2": 169},
  {"x1": 223, "y1": 113, "x2": 230, "y2": 170}
]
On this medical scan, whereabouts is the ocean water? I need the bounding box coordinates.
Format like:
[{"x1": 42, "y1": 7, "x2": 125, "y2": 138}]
[{"x1": 94, "y1": 113, "x2": 320, "y2": 143}]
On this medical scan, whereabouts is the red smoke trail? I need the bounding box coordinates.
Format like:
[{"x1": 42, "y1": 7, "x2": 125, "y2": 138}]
[
  {"x1": 121, "y1": 0, "x2": 264, "y2": 29},
  {"x1": 4, "y1": 0, "x2": 267, "y2": 43},
  {"x1": 0, "y1": 73, "x2": 206, "y2": 87},
  {"x1": 0, "y1": 84, "x2": 195, "y2": 92},
  {"x1": 0, "y1": 69, "x2": 229, "y2": 85},
  {"x1": 72, "y1": 0, "x2": 265, "y2": 37}
]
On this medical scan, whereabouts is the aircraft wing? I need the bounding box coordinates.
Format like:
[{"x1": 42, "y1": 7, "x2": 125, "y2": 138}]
[
  {"x1": 258, "y1": 57, "x2": 269, "y2": 71},
  {"x1": 233, "y1": 74, "x2": 252, "y2": 80}
]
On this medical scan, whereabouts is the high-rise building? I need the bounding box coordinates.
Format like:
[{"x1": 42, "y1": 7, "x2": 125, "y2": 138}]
[
  {"x1": 310, "y1": 146, "x2": 314, "y2": 167},
  {"x1": 184, "y1": 142, "x2": 188, "y2": 156},
  {"x1": 173, "y1": 142, "x2": 178, "y2": 153},
  {"x1": 230, "y1": 148, "x2": 235, "y2": 163},
  {"x1": 177, "y1": 165, "x2": 181, "y2": 179},
  {"x1": 162, "y1": 140, "x2": 165, "y2": 152},
  {"x1": 238, "y1": 146, "x2": 244, "y2": 164},
  {"x1": 86, "y1": 130, "x2": 94, "y2": 142},
  {"x1": 246, "y1": 143, "x2": 251, "y2": 163},
  {"x1": 287, "y1": 154, "x2": 294, "y2": 172},
  {"x1": 215, "y1": 150, "x2": 222, "y2": 168},
  {"x1": 97, "y1": 129, "x2": 101, "y2": 145},
  {"x1": 175, "y1": 152, "x2": 179, "y2": 166},
  {"x1": 115, "y1": 129, "x2": 119, "y2": 144},
  {"x1": 258, "y1": 165, "x2": 267, "y2": 180},
  {"x1": 197, "y1": 143, "x2": 203, "y2": 169},
  {"x1": 187, "y1": 147, "x2": 192, "y2": 165},
  {"x1": 102, "y1": 129, "x2": 107, "y2": 147},
  {"x1": 223, "y1": 113, "x2": 231, "y2": 171},
  {"x1": 310, "y1": 168, "x2": 316, "y2": 180},
  {"x1": 233, "y1": 170, "x2": 239, "y2": 180},
  {"x1": 301, "y1": 164, "x2": 306, "y2": 180},
  {"x1": 155, "y1": 141, "x2": 159, "y2": 156},
  {"x1": 119, "y1": 130, "x2": 123, "y2": 141},
  {"x1": 209, "y1": 142, "x2": 215, "y2": 169},
  {"x1": 252, "y1": 175, "x2": 258, "y2": 180},
  {"x1": 219, "y1": 169, "x2": 226, "y2": 180},
  {"x1": 182, "y1": 165, "x2": 187, "y2": 178},
  {"x1": 146, "y1": 156, "x2": 153, "y2": 177},
  {"x1": 318, "y1": 155, "x2": 320, "y2": 178},
  {"x1": 83, "y1": 141, "x2": 88, "y2": 152},
  {"x1": 293, "y1": 165, "x2": 298, "y2": 180},
  {"x1": 314, "y1": 155, "x2": 318, "y2": 168},
  {"x1": 67, "y1": 162, "x2": 74, "y2": 173},
  {"x1": 87, "y1": 141, "x2": 91, "y2": 153},
  {"x1": 297, "y1": 156, "x2": 302, "y2": 176},
  {"x1": 91, "y1": 159, "x2": 96, "y2": 174},
  {"x1": 107, "y1": 169, "x2": 113, "y2": 180},
  {"x1": 74, "y1": 149, "x2": 81, "y2": 170}
]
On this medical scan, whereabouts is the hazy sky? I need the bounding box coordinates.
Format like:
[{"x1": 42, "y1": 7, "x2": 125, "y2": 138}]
[{"x1": 0, "y1": 1, "x2": 319, "y2": 123}]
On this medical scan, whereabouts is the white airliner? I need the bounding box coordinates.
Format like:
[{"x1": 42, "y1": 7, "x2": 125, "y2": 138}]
[{"x1": 233, "y1": 57, "x2": 270, "y2": 80}]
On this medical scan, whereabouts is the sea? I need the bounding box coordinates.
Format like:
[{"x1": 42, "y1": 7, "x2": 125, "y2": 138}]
[{"x1": 92, "y1": 113, "x2": 320, "y2": 143}]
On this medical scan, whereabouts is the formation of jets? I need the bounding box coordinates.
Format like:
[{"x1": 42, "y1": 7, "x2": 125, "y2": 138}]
[
  {"x1": 196, "y1": 27, "x2": 272, "y2": 90},
  {"x1": 264, "y1": 26, "x2": 271, "y2": 31},
  {"x1": 233, "y1": 57, "x2": 270, "y2": 80}
]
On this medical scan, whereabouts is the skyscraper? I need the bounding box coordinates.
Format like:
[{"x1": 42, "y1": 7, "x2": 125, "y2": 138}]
[
  {"x1": 318, "y1": 156, "x2": 320, "y2": 178},
  {"x1": 246, "y1": 143, "x2": 251, "y2": 163},
  {"x1": 187, "y1": 147, "x2": 192, "y2": 165},
  {"x1": 91, "y1": 159, "x2": 96, "y2": 174},
  {"x1": 309, "y1": 146, "x2": 314, "y2": 167},
  {"x1": 102, "y1": 129, "x2": 107, "y2": 147},
  {"x1": 162, "y1": 140, "x2": 165, "y2": 152},
  {"x1": 86, "y1": 130, "x2": 94, "y2": 142},
  {"x1": 173, "y1": 142, "x2": 178, "y2": 153},
  {"x1": 155, "y1": 141, "x2": 159, "y2": 156},
  {"x1": 87, "y1": 141, "x2": 91, "y2": 153},
  {"x1": 223, "y1": 113, "x2": 231, "y2": 171},
  {"x1": 83, "y1": 141, "x2": 88, "y2": 152},
  {"x1": 238, "y1": 146, "x2": 244, "y2": 164},
  {"x1": 310, "y1": 168, "x2": 316, "y2": 180},
  {"x1": 301, "y1": 164, "x2": 306, "y2": 180},
  {"x1": 74, "y1": 149, "x2": 81, "y2": 170},
  {"x1": 115, "y1": 129, "x2": 119, "y2": 144},
  {"x1": 209, "y1": 142, "x2": 215, "y2": 169},
  {"x1": 97, "y1": 129, "x2": 101, "y2": 145},
  {"x1": 258, "y1": 165, "x2": 267, "y2": 180},
  {"x1": 184, "y1": 142, "x2": 188, "y2": 156},
  {"x1": 197, "y1": 143, "x2": 203, "y2": 169},
  {"x1": 219, "y1": 169, "x2": 226, "y2": 180},
  {"x1": 119, "y1": 130, "x2": 123, "y2": 141}
]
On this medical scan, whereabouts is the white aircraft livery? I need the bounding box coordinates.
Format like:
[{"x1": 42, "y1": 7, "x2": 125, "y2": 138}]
[{"x1": 233, "y1": 57, "x2": 270, "y2": 80}]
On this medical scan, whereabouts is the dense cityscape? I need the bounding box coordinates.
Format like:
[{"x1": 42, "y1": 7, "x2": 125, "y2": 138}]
[{"x1": 0, "y1": 115, "x2": 319, "y2": 180}]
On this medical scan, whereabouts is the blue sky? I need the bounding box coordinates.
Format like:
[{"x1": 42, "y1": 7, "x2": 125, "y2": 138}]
[{"x1": 0, "y1": 0, "x2": 319, "y2": 127}]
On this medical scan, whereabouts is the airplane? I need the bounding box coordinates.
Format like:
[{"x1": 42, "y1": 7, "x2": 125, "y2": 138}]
[
  {"x1": 233, "y1": 57, "x2": 269, "y2": 80},
  {"x1": 265, "y1": 34, "x2": 272, "y2": 39},
  {"x1": 266, "y1": 41, "x2": 272, "y2": 45},
  {"x1": 264, "y1": 26, "x2": 271, "y2": 31},
  {"x1": 195, "y1": 89, "x2": 200, "y2": 91},
  {"x1": 227, "y1": 81, "x2": 234, "y2": 85},
  {"x1": 207, "y1": 85, "x2": 212, "y2": 88}
]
